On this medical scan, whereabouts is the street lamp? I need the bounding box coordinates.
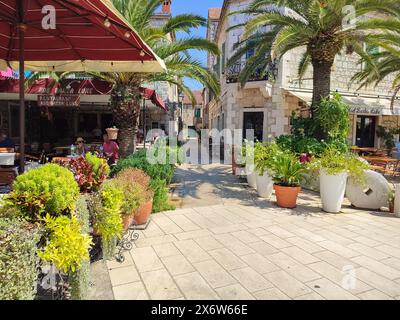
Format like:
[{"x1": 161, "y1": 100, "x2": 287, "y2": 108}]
[{"x1": 178, "y1": 92, "x2": 185, "y2": 134}]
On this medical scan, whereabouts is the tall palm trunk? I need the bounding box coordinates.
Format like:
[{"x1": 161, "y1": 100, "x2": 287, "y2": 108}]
[
  {"x1": 311, "y1": 58, "x2": 334, "y2": 110},
  {"x1": 111, "y1": 83, "x2": 142, "y2": 158},
  {"x1": 310, "y1": 58, "x2": 334, "y2": 140}
]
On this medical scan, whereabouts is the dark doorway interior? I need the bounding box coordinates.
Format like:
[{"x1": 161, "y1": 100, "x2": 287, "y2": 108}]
[
  {"x1": 243, "y1": 111, "x2": 264, "y2": 142},
  {"x1": 356, "y1": 115, "x2": 376, "y2": 147}
]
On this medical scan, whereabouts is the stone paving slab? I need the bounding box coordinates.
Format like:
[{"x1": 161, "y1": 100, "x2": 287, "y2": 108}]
[{"x1": 102, "y1": 164, "x2": 400, "y2": 300}]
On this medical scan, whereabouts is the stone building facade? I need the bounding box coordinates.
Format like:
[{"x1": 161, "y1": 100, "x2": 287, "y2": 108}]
[{"x1": 205, "y1": 0, "x2": 400, "y2": 148}]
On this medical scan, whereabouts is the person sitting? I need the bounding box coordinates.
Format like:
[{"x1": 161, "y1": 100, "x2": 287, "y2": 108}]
[
  {"x1": 102, "y1": 133, "x2": 119, "y2": 166},
  {"x1": 0, "y1": 130, "x2": 15, "y2": 149},
  {"x1": 92, "y1": 127, "x2": 102, "y2": 140},
  {"x1": 75, "y1": 137, "x2": 86, "y2": 156}
]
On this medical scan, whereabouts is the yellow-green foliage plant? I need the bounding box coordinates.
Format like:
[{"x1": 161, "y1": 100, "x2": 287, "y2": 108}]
[
  {"x1": 92, "y1": 182, "x2": 124, "y2": 260},
  {"x1": 7, "y1": 164, "x2": 79, "y2": 220},
  {"x1": 38, "y1": 215, "x2": 92, "y2": 274}
]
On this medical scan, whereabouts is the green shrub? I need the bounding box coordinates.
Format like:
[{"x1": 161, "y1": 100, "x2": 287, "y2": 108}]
[
  {"x1": 91, "y1": 182, "x2": 123, "y2": 259},
  {"x1": 254, "y1": 142, "x2": 283, "y2": 175},
  {"x1": 314, "y1": 93, "x2": 350, "y2": 140},
  {"x1": 8, "y1": 164, "x2": 79, "y2": 220},
  {"x1": 38, "y1": 215, "x2": 92, "y2": 274},
  {"x1": 276, "y1": 135, "x2": 348, "y2": 156},
  {"x1": 150, "y1": 179, "x2": 175, "y2": 213},
  {"x1": 0, "y1": 218, "x2": 41, "y2": 300},
  {"x1": 110, "y1": 145, "x2": 177, "y2": 213}
]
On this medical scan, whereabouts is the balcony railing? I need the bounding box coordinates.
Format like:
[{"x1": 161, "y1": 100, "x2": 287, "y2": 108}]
[{"x1": 225, "y1": 61, "x2": 278, "y2": 84}]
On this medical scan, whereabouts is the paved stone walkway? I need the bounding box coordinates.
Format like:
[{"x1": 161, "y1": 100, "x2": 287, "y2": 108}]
[{"x1": 105, "y1": 164, "x2": 400, "y2": 300}]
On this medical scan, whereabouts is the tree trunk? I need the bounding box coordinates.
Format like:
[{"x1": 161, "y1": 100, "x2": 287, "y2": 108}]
[
  {"x1": 111, "y1": 84, "x2": 141, "y2": 158},
  {"x1": 311, "y1": 59, "x2": 334, "y2": 112},
  {"x1": 311, "y1": 58, "x2": 334, "y2": 140}
]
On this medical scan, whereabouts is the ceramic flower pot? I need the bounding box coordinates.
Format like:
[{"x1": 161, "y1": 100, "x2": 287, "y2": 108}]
[
  {"x1": 256, "y1": 171, "x2": 274, "y2": 198},
  {"x1": 246, "y1": 165, "x2": 257, "y2": 189},
  {"x1": 274, "y1": 184, "x2": 301, "y2": 208},
  {"x1": 134, "y1": 199, "x2": 153, "y2": 225},
  {"x1": 320, "y1": 170, "x2": 348, "y2": 213}
]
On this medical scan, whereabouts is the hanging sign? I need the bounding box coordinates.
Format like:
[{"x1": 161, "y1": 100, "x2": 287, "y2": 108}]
[
  {"x1": 38, "y1": 94, "x2": 80, "y2": 107},
  {"x1": 348, "y1": 106, "x2": 381, "y2": 115}
]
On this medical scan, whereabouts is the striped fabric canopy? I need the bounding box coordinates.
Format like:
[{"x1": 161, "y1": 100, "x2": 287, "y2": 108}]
[{"x1": 0, "y1": 0, "x2": 166, "y2": 72}]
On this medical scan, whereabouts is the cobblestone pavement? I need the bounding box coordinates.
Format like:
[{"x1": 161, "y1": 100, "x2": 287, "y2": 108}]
[{"x1": 106, "y1": 164, "x2": 400, "y2": 300}]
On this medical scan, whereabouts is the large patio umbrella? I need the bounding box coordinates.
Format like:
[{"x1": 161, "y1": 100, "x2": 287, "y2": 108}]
[{"x1": 0, "y1": 0, "x2": 166, "y2": 171}]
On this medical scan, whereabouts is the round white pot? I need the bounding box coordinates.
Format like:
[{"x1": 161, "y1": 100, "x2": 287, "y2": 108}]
[
  {"x1": 320, "y1": 170, "x2": 348, "y2": 213},
  {"x1": 246, "y1": 166, "x2": 257, "y2": 189},
  {"x1": 256, "y1": 171, "x2": 274, "y2": 199}
]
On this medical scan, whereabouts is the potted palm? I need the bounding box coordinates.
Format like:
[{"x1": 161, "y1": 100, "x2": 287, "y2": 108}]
[
  {"x1": 254, "y1": 143, "x2": 280, "y2": 198},
  {"x1": 270, "y1": 152, "x2": 305, "y2": 208},
  {"x1": 311, "y1": 148, "x2": 369, "y2": 213}
]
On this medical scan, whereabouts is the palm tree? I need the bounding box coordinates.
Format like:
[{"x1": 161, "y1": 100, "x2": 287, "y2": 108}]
[
  {"x1": 351, "y1": 18, "x2": 400, "y2": 111},
  {"x1": 29, "y1": 0, "x2": 220, "y2": 157},
  {"x1": 228, "y1": 0, "x2": 399, "y2": 110},
  {"x1": 96, "y1": 0, "x2": 220, "y2": 156}
]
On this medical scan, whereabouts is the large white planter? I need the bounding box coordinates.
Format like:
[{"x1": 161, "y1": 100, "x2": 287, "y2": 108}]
[
  {"x1": 320, "y1": 170, "x2": 348, "y2": 213},
  {"x1": 256, "y1": 172, "x2": 274, "y2": 199},
  {"x1": 246, "y1": 165, "x2": 257, "y2": 189}
]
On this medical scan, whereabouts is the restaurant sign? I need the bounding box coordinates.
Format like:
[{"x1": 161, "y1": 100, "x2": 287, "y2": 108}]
[
  {"x1": 348, "y1": 106, "x2": 381, "y2": 115},
  {"x1": 38, "y1": 94, "x2": 80, "y2": 107}
]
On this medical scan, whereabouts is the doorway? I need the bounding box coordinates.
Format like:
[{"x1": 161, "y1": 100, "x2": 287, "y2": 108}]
[
  {"x1": 356, "y1": 115, "x2": 376, "y2": 147},
  {"x1": 243, "y1": 111, "x2": 264, "y2": 142}
]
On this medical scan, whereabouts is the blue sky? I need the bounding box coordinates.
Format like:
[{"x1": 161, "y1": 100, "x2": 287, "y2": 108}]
[{"x1": 172, "y1": 0, "x2": 223, "y2": 90}]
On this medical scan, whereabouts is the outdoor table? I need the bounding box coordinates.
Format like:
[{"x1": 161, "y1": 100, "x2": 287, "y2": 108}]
[
  {"x1": 363, "y1": 156, "x2": 400, "y2": 176},
  {"x1": 0, "y1": 153, "x2": 16, "y2": 166},
  {"x1": 362, "y1": 156, "x2": 399, "y2": 164}
]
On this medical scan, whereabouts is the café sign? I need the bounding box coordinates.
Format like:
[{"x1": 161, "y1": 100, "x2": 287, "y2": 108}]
[
  {"x1": 38, "y1": 94, "x2": 80, "y2": 107},
  {"x1": 348, "y1": 106, "x2": 381, "y2": 115}
]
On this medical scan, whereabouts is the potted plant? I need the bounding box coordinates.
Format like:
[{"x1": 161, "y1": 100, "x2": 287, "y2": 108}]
[
  {"x1": 254, "y1": 143, "x2": 280, "y2": 198},
  {"x1": 113, "y1": 168, "x2": 154, "y2": 227},
  {"x1": 311, "y1": 148, "x2": 369, "y2": 213},
  {"x1": 270, "y1": 152, "x2": 305, "y2": 208}
]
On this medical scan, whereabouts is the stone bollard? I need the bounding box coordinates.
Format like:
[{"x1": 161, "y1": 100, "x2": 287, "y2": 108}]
[{"x1": 394, "y1": 184, "x2": 400, "y2": 217}]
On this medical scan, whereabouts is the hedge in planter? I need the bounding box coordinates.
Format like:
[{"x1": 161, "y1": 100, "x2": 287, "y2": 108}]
[
  {"x1": 7, "y1": 164, "x2": 80, "y2": 220},
  {"x1": 0, "y1": 217, "x2": 41, "y2": 300}
]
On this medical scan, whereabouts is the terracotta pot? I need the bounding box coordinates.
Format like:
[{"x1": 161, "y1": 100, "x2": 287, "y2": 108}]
[
  {"x1": 134, "y1": 200, "x2": 153, "y2": 225},
  {"x1": 122, "y1": 214, "x2": 134, "y2": 231},
  {"x1": 274, "y1": 184, "x2": 301, "y2": 209}
]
